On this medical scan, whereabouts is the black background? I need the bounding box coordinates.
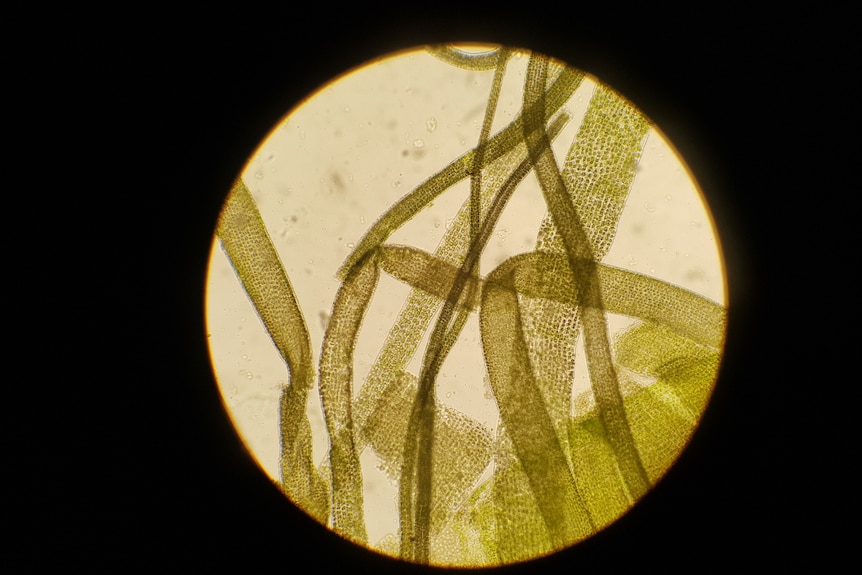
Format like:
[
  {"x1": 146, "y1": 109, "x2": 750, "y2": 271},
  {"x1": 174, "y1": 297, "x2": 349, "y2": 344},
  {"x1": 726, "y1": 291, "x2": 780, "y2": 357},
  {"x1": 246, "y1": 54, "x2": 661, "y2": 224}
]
[{"x1": 13, "y1": 6, "x2": 852, "y2": 573}]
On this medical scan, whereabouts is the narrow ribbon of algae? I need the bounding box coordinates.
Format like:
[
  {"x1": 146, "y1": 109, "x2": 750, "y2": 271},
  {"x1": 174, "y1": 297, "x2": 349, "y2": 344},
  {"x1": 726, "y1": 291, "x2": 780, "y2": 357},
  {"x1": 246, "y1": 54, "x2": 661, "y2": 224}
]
[
  {"x1": 317, "y1": 251, "x2": 379, "y2": 543},
  {"x1": 522, "y1": 80, "x2": 651, "y2": 461},
  {"x1": 378, "y1": 247, "x2": 725, "y2": 350},
  {"x1": 216, "y1": 179, "x2": 329, "y2": 524},
  {"x1": 521, "y1": 53, "x2": 650, "y2": 501},
  {"x1": 481, "y1": 262, "x2": 596, "y2": 549}
]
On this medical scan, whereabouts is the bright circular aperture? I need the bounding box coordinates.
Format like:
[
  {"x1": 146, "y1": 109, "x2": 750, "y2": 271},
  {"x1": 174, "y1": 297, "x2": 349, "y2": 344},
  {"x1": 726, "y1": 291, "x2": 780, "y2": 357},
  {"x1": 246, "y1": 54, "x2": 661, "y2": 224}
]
[{"x1": 205, "y1": 44, "x2": 727, "y2": 567}]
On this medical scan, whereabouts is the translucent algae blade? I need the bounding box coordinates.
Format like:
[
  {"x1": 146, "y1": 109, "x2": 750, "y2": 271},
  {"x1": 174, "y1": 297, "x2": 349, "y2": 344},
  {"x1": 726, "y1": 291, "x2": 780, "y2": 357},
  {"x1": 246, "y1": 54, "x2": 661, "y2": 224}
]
[
  {"x1": 612, "y1": 320, "x2": 722, "y2": 424},
  {"x1": 567, "y1": 320, "x2": 721, "y2": 523},
  {"x1": 361, "y1": 369, "x2": 493, "y2": 540},
  {"x1": 521, "y1": 53, "x2": 650, "y2": 500},
  {"x1": 480, "y1": 263, "x2": 595, "y2": 550},
  {"x1": 215, "y1": 178, "x2": 329, "y2": 523},
  {"x1": 521, "y1": 80, "x2": 651, "y2": 462},
  {"x1": 500, "y1": 252, "x2": 725, "y2": 349}
]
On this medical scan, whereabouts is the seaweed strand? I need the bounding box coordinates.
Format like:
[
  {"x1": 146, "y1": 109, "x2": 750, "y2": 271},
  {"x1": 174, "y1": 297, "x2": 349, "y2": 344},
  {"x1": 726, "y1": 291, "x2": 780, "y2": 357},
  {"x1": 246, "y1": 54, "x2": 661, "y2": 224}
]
[
  {"x1": 216, "y1": 179, "x2": 329, "y2": 523},
  {"x1": 521, "y1": 54, "x2": 650, "y2": 500}
]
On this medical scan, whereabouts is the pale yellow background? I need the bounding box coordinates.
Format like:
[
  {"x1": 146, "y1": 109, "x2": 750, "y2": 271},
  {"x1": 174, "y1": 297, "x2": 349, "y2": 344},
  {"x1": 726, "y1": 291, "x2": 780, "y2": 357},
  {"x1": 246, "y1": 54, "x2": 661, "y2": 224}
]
[{"x1": 206, "y1": 46, "x2": 725, "y2": 547}]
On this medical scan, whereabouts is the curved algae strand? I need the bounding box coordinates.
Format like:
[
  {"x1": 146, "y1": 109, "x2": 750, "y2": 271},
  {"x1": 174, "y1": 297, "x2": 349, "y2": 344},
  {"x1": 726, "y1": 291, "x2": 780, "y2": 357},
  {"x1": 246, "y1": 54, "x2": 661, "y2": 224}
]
[
  {"x1": 521, "y1": 54, "x2": 650, "y2": 501},
  {"x1": 524, "y1": 80, "x2": 650, "y2": 461},
  {"x1": 216, "y1": 178, "x2": 329, "y2": 523},
  {"x1": 337, "y1": 66, "x2": 583, "y2": 280},
  {"x1": 511, "y1": 254, "x2": 725, "y2": 350},
  {"x1": 481, "y1": 262, "x2": 595, "y2": 548},
  {"x1": 470, "y1": 46, "x2": 510, "y2": 240},
  {"x1": 379, "y1": 247, "x2": 725, "y2": 350},
  {"x1": 318, "y1": 249, "x2": 380, "y2": 543}
]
